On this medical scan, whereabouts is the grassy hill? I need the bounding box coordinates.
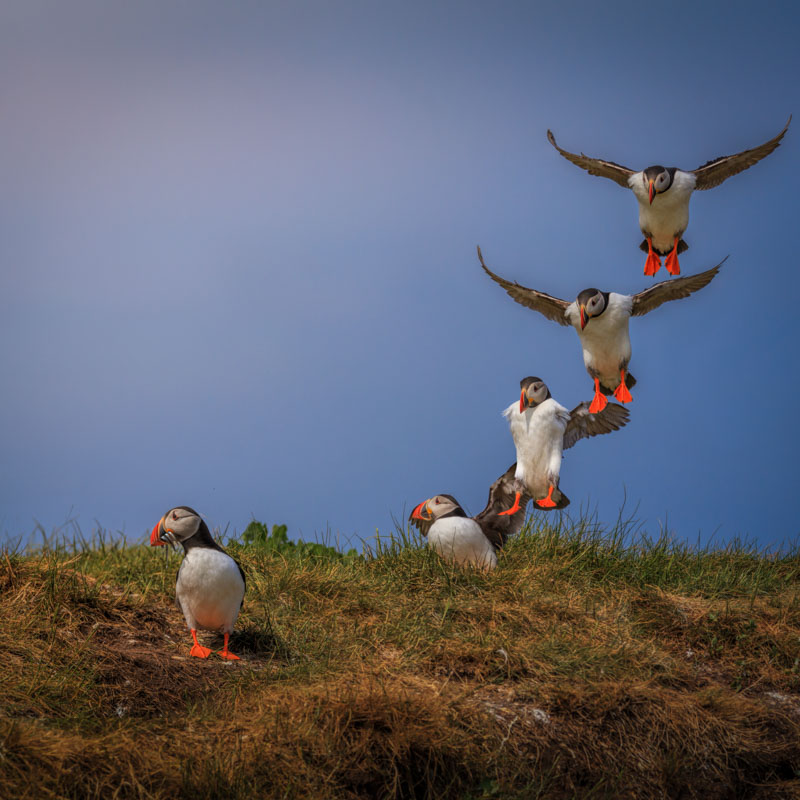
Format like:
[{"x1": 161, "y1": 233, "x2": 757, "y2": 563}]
[{"x1": 1, "y1": 515, "x2": 799, "y2": 799}]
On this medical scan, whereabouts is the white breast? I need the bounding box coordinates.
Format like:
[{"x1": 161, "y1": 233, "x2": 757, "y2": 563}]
[
  {"x1": 628, "y1": 170, "x2": 695, "y2": 253},
  {"x1": 504, "y1": 398, "x2": 569, "y2": 498},
  {"x1": 428, "y1": 517, "x2": 497, "y2": 570},
  {"x1": 176, "y1": 548, "x2": 245, "y2": 634},
  {"x1": 567, "y1": 294, "x2": 633, "y2": 388}
]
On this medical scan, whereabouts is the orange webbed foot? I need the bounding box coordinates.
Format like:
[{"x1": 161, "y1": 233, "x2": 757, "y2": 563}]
[
  {"x1": 588, "y1": 379, "x2": 607, "y2": 414},
  {"x1": 217, "y1": 633, "x2": 240, "y2": 661},
  {"x1": 613, "y1": 370, "x2": 633, "y2": 404},
  {"x1": 536, "y1": 486, "x2": 557, "y2": 509},
  {"x1": 664, "y1": 250, "x2": 680, "y2": 275},
  {"x1": 498, "y1": 491, "x2": 522, "y2": 517},
  {"x1": 190, "y1": 630, "x2": 212, "y2": 659},
  {"x1": 643, "y1": 239, "x2": 661, "y2": 276},
  {"x1": 218, "y1": 651, "x2": 240, "y2": 661}
]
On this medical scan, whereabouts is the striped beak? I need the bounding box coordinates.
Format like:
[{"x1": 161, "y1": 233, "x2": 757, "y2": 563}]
[
  {"x1": 580, "y1": 304, "x2": 588, "y2": 330},
  {"x1": 648, "y1": 179, "x2": 655, "y2": 204},
  {"x1": 411, "y1": 501, "x2": 432, "y2": 521},
  {"x1": 150, "y1": 517, "x2": 166, "y2": 546}
]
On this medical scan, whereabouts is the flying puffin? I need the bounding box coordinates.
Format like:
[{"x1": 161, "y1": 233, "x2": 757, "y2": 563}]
[
  {"x1": 151, "y1": 506, "x2": 246, "y2": 660},
  {"x1": 479, "y1": 246, "x2": 725, "y2": 413},
  {"x1": 546, "y1": 117, "x2": 789, "y2": 276},
  {"x1": 501, "y1": 377, "x2": 630, "y2": 514},
  {"x1": 409, "y1": 464, "x2": 530, "y2": 570}
]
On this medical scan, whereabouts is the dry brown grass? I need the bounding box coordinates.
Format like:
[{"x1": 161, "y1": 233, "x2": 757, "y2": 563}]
[{"x1": 1, "y1": 521, "x2": 799, "y2": 799}]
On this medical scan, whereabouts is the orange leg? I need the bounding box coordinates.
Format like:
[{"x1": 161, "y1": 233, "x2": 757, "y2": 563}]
[
  {"x1": 536, "y1": 486, "x2": 557, "y2": 509},
  {"x1": 644, "y1": 237, "x2": 661, "y2": 276},
  {"x1": 613, "y1": 369, "x2": 633, "y2": 403},
  {"x1": 498, "y1": 491, "x2": 522, "y2": 517},
  {"x1": 190, "y1": 629, "x2": 211, "y2": 659},
  {"x1": 664, "y1": 236, "x2": 681, "y2": 275},
  {"x1": 588, "y1": 378, "x2": 608, "y2": 414},
  {"x1": 218, "y1": 632, "x2": 240, "y2": 661}
]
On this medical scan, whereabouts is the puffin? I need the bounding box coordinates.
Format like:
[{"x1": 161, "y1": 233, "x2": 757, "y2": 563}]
[
  {"x1": 501, "y1": 377, "x2": 630, "y2": 514},
  {"x1": 151, "y1": 506, "x2": 245, "y2": 660},
  {"x1": 546, "y1": 117, "x2": 789, "y2": 276},
  {"x1": 479, "y1": 246, "x2": 725, "y2": 412},
  {"x1": 409, "y1": 464, "x2": 530, "y2": 570}
]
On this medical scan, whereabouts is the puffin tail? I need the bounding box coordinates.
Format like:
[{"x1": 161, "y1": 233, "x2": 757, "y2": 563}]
[{"x1": 639, "y1": 238, "x2": 689, "y2": 256}]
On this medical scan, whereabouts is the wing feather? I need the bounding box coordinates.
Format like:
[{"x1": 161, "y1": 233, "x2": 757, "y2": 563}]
[
  {"x1": 563, "y1": 402, "x2": 630, "y2": 450},
  {"x1": 631, "y1": 257, "x2": 726, "y2": 316},
  {"x1": 477, "y1": 246, "x2": 571, "y2": 325},
  {"x1": 547, "y1": 129, "x2": 635, "y2": 188},
  {"x1": 473, "y1": 464, "x2": 530, "y2": 549},
  {"x1": 692, "y1": 116, "x2": 791, "y2": 190}
]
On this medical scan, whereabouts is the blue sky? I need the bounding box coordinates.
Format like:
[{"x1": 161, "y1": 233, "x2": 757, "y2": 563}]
[{"x1": 1, "y1": 1, "x2": 798, "y2": 549}]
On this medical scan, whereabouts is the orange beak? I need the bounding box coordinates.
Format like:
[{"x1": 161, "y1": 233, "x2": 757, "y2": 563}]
[
  {"x1": 519, "y1": 388, "x2": 527, "y2": 413},
  {"x1": 411, "y1": 501, "x2": 431, "y2": 520},
  {"x1": 648, "y1": 179, "x2": 655, "y2": 204},
  {"x1": 150, "y1": 517, "x2": 165, "y2": 546},
  {"x1": 580, "y1": 304, "x2": 588, "y2": 330}
]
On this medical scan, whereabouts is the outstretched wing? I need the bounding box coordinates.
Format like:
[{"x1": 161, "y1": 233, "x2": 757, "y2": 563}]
[
  {"x1": 563, "y1": 402, "x2": 630, "y2": 451},
  {"x1": 478, "y1": 246, "x2": 571, "y2": 326},
  {"x1": 547, "y1": 129, "x2": 635, "y2": 188},
  {"x1": 692, "y1": 116, "x2": 791, "y2": 190},
  {"x1": 631, "y1": 257, "x2": 727, "y2": 316},
  {"x1": 473, "y1": 464, "x2": 530, "y2": 549}
]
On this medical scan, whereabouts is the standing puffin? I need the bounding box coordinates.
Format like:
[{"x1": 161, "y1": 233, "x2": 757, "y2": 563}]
[
  {"x1": 479, "y1": 247, "x2": 725, "y2": 412},
  {"x1": 151, "y1": 506, "x2": 245, "y2": 660},
  {"x1": 502, "y1": 377, "x2": 629, "y2": 513},
  {"x1": 546, "y1": 118, "x2": 789, "y2": 276},
  {"x1": 409, "y1": 464, "x2": 530, "y2": 570}
]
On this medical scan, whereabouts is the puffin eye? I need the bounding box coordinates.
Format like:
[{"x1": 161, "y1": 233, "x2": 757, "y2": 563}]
[
  {"x1": 435, "y1": 498, "x2": 440, "y2": 504},
  {"x1": 172, "y1": 511, "x2": 179, "y2": 521}
]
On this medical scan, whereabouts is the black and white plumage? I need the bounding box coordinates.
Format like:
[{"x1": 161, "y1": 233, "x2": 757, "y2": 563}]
[
  {"x1": 547, "y1": 118, "x2": 789, "y2": 276},
  {"x1": 409, "y1": 464, "x2": 530, "y2": 570},
  {"x1": 505, "y1": 377, "x2": 630, "y2": 510},
  {"x1": 151, "y1": 506, "x2": 245, "y2": 660},
  {"x1": 479, "y1": 246, "x2": 725, "y2": 411}
]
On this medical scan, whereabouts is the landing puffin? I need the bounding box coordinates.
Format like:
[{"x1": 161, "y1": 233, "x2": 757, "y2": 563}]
[
  {"x1": 479, "y1": 246, "x2": 725, "y2": 412},
  {"x1": 151, "y1": 506, "x2": 245, "y2": 660},
  {"x1": 547, "y1": 117, "x2": 789, "y2": 276},
  {"x1": 409, "y1": 464, "x2": 530, "y2": 570},
  {"x1": 501, "y1": 377, "x2": 629, "y2": 513}
]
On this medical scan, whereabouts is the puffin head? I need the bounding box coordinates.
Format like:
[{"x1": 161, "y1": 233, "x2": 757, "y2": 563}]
[
  {"x1": 150, "y1": 506, "x2": 202, "y2": 548},
  {"x1": 576, "y1": 288, "x2": 607, "y2": 330},
  {"x1": 519, "y1": 376, "x2": 550, "y2": 412},
  {"x1": 643, "y1": 165, "x2": 672, "y2": 204},
  {"x1": 410, "y1": 494, "x2": 462, "y2": 526}
]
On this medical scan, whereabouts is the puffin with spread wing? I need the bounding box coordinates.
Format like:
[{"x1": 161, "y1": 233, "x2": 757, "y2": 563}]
[
  {"x1": 547, "y1": 118, "x2": 789, "y2": 276},
  {"x1": 501, "y1": 377, "x2": 630, "y2": 514},
  {"x1": 479, "y1": 247, "x2": 725, "y2": 412},
  {"x1": 409, "y1": 464, "x2": 530, "y2": 570}
]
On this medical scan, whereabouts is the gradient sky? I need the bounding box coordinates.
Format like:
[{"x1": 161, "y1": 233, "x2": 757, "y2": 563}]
[{"x1": 1, "y1": 1, "x2": 799, "y2": 549}]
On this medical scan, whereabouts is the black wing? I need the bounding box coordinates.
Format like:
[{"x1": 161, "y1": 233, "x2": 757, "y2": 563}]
[
  {"x1": 478, "y1": 246, "x2": 571, "y2": 326},
  {"x1": 563, "y1": 402, "x2": 630, "y2": 451},
  {"x1": 233, "y1": 558, "x2": 246, "y2": 608},
  {"x1": 547, "y1": 129, "x2": 635, "y2": 188},
  {"x1": 692, "y1": 116, "x2": 791, "y2": 190},
  {"x1": 631, "y1": 258, "x2": 726, "y2": 316},
  {"x1": 473, "y1": 464, "x2": 530, "y2": 550}
]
